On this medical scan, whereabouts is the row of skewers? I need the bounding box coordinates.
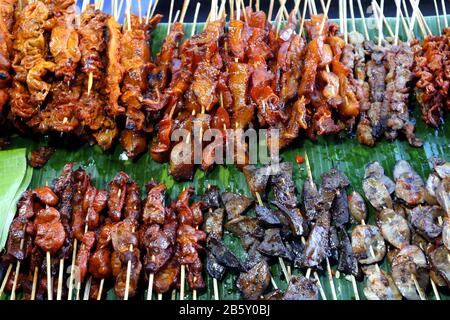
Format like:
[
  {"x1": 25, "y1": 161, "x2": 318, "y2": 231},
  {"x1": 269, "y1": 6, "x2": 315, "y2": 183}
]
[
  {"x1": 0, "y1": 0, "x2": 449, "y2": 179},
  {"x1": 1, "y1": 154, "x2": 449, "y2": 300}
]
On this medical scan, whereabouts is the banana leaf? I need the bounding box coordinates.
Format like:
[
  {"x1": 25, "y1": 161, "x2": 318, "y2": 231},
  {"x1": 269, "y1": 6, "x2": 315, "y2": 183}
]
[
  {"x1": 2, "y1": 15, "x2": 450, "y2": 300},
  {"x1": 0, "y1": 148, "x2": 32, "y2": 251}
]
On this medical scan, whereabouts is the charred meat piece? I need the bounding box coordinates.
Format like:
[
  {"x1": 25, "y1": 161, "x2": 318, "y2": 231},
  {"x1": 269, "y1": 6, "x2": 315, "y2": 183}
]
[
  {"x1": 362, "y1": 265, "x2": 402, "y2": 300},
  {"x1": 243, "y1": 241, "x2": 267, "y2": 271},
  {"x1": 351, "y1": 224, "x2": 386, "y2": 264},
  {"x1": 6, "y1": 215, "x2": 32, "y2": 261},
  {"x1": 236, "y1": 260, "x2": 271, "y2": 300},
  {"x1": 271, "y1": 162, "x2": 298, "y2": 209},
  {"x1": 391, "y1": 245, "x2": 429, "y2": 300},
  {"x1": 377, "y1": 208, "x2": 410, "y2": 249},
  {"x1": 201, "y1": 185, "x2": 221, "y2": 210},
  {"x1": 301, "y1": 209, "x2": 330, "y2": 269},
  {"x1": 221, "y1": 192, "x2": 253, "y2": 221},
  {"x1": 257, "y1": 228, "x2": 292, "y2": 260},
  {"x1": 317, "y1": 169, "x2": 349, "y2": 213},
  {"x1": 28, "y1": 146, "x2": 55, "y2": 168},
  {"x1": 225, "y1": 216, "x2": 264, "y2": 250},
  {"x1": 302, "y1": 178, "x2": 319, "y2": 223},
  {"x1": 409, "y1": 205, "x2": 443, "y2": 240},
  {"x1": 207, "y1": 235, "x2": 243, "y2": 270},
  {"x1": 393, "y1": 160, "x2": 425, "y2": 206},
  {"x1": 272, "y1": 201, "x2": 307, "y2": 238},
  {"x1": 107, "y1": 172, "x2": 129, "y2": 222},
  {"x1": 255, "y1": 204, "x2": 281, "y2": 227},
  {"x1": 206, "y1": 252, "x2": 226, "y2": 280},
  {"x1": 243, "y1": 165, "x2": 271, "y2": 197},
  {"x1": 331, "y1": 189, "x2": 349, "y2": 227},
  {"x1": 348, "y1": 191, "x2": 367, "y2": 223},
  {"x1": 283, "y1": 275, "x2": 318, "y2": 300},
  {"x1": 203, "y1": 208, "x2": 224, "y2": 238},
  {"x1": 142, "y1": 183, "x2": 166, "y2": 225},
  {"x1": 336, "y1": 228, "x2": 359, "y2": 277}
]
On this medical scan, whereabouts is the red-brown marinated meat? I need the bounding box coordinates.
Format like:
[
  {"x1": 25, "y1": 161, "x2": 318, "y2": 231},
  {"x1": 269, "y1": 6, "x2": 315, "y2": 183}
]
[
  {"x1": 49, "y1": 2, "x2": 80, "y2": 81},
  {"x1": 105, "y1": 16, "x2": 124, "y2": 117},
  {"x1": 107, "y1": 172, "x2": 129, "y2": 222},
  {"x1": 28, "y1": 146, "x2": 55, "y2": 168},
  {"x1": 142, "y1": 183, "x2": 167, "y2": 225},
  {"x1": 34, "y1": 206, "x2": 66, "y2": 254},
  {"x1": 124, "y1": 181, "x2": 141, "y2": 223},
  {"x1": 75, "y1": 230, "x2": 96, "y2": 283}
]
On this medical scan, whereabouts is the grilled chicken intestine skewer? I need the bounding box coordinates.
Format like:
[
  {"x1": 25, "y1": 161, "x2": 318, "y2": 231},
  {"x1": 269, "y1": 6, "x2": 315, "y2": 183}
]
[
  {"x1": 2, "y1": 188, "x2": 39, "y2": 299},
  {"x1": 174, "y1": 188, "x2": 206, "y2": 300},
  {"x1": 139, "y1": 182, "x2": 176, "y2": 300}
]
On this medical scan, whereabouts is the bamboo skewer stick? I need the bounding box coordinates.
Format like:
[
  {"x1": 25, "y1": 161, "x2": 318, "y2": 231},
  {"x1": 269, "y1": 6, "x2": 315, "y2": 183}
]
[
  {"x1": 434, "y1": 0, "x2": 442, "y2": 34},
  {"x1": 68, "y1": 238, "x2": 77, "y2": 300},
  {"x1": 83, "y1": 276, "x2": 92, "y2": 300},
  {"x1": 356, "y1": 0, "x2": 369, "y2": 40},
  {"x1": 150, "y1": 0, "x2": 160, "y2": 22},
  {"x1": 97, "y1": 279, "x2": 104, "y2": 300},
  {"x1": 372, "y1": 1, "x2": 383, "y2": 45},
  {"x1": 268, "y1": 0, "x2": 274, "y2": 22},
  {"x1": 10, "y1": 225, "x2": 27, "y2": 300},
  {"x1": 138, "y1": 0, "x2": 142, "y2": 24},
  {"x1": 395, "y1": 0, "x2": 411, "y2": 40},
  {"x1": 372, "y1": 0, "x2": 394, "y2": 38},
  {"x1": 191, "y1": 2, "x2": 201, "y2": 37},
  {"x1": 179, "y1": 0, "x2": 191, "y2": 24},
  {"x1": 411, "y1": 273, "x2": 426, "y2": 300},
  {"x1": 180, "y1": 264, "x2": 186, "y2": 300},
  {"x1": 299, "y1": 0, "x2": 308, "y2": 37},
  {"x1": 56, "y1": 258, "x2": 64, "y2": 300},
  {"x1": 46, "y1": 251, "x2": 53, "y2": 300},
  {"x1": 349, "y1": 0, "x2": 356, "y2": 33},
  {"x1": 123, "y1": 228, "x2": 136, "y2": 300},
  {"x1": 441, "y1": 0, "x2": 448, "y2": 28},
  {"x1": 167, "y1": 0, "x2": 175, "y2": 36},
  {"x1": 31, "y1": 267, "x2": 38, "y2": 300},
  {"x1": 394, "y1": 0, "x2": 401, "y2": 45},
  {"x1": 118, "y1": 0, "x2": 125, "y2": 19},
  {"x1": 410, "y1": 0, "x2": 429, "y2": 37}
]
